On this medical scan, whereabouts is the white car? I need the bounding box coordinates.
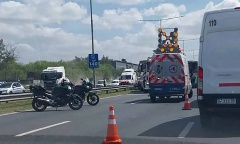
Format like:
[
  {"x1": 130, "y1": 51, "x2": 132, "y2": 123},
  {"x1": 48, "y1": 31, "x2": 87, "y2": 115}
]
[
  {"x1": 109, "y1": 80, "x2": 120, "y2": 86},
  {"x1": 0, "y1": 82, "x2": 26, "y2": 95},
  {"x1": 96, "y1": 80, "x2": 105, "y2": 87}
]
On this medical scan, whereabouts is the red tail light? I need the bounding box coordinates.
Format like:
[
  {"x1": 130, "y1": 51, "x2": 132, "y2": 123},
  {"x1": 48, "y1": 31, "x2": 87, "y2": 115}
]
[
  {"x1": 198, "y1": 66, "x2": 203, "y2": 95},
  {"x1": 198, "y1": 66, "x2": 203, "y2": 79}
]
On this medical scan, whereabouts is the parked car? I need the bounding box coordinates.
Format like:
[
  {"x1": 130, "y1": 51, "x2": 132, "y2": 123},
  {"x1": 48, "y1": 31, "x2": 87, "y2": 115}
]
[
  {"x1": 0, "y1": 82, "x2": 26, "y2": 95},
  {"x1": 0, "y1": 81, "x2": 6, "y2": 86},
  {"x1": 109, "y1": 79, "x2": 119, "y2": 86},
  {"x1": 96, "y1": 80, "x2": 105, "y2": 87}
]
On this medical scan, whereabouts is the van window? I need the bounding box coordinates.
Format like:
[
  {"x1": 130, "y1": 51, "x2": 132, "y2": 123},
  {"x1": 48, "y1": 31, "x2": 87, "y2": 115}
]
[
  {"x1": 120, "y1": 75, "x2": 132, "y2": 80},
  {"x1": 153, "y1": 61, "x2": 181, "y2": 77},
  {"x1": 204, "y1": 30, "x2": 240, "y2": 68}
]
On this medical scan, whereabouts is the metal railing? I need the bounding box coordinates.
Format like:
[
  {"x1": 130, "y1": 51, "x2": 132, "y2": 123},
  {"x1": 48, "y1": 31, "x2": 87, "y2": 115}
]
[{"x1": 0, "y1": 85, "x2": 134, "y2": 103}]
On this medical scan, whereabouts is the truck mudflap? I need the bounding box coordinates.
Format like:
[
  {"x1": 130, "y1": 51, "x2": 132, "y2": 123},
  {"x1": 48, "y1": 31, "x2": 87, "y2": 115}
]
[{"x1": 149, "y1": 83, "x2": 184, "y2": 95}]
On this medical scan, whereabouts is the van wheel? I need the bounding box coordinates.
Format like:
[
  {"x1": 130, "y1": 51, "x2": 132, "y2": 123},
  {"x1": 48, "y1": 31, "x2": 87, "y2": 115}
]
[
  {"x1": 150, "y1": 95, "x2": 156, "y2": 103},
  {"x1": 200, "y1": 109, "x2": 212, "y2": 128},
  {"x1": 188, "y1": 89, "x2": 193, "y2": 98}
]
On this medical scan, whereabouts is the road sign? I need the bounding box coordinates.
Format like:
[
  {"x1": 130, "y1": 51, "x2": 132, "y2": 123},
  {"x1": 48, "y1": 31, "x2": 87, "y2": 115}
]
[{"x1": 88, "y1": 54, "x2": 99, "y2": 68}]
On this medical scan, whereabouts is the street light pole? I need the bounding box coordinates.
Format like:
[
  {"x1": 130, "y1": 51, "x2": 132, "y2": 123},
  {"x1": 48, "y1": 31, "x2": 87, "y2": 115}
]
[{"x1": 90, "y1": 0, "x2": 95, "y2": 87}]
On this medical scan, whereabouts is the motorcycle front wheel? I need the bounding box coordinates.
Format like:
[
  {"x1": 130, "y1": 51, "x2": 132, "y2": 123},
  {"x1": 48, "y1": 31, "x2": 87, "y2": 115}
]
[
  {"x1": 87, "y1": 93, "x2": 99, "y2": 106},
  {"x1": 32, "y1": 98, "x2": 47, "y2": 112},
  {"x1": 68, "y1": 95, "x2": 83, "y2": 110}
]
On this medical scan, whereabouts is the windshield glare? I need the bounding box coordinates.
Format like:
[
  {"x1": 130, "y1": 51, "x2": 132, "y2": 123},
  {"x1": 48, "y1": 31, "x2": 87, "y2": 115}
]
[
  {"x1": 120, "y1": 75, "x2": 131, "y2": 80},
  {"x1": 98, "y1": 81, "x2": 104, "y2": 84}
]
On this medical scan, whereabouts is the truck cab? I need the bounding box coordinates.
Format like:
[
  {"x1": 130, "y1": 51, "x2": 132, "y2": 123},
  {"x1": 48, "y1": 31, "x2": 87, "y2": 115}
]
[
  {"x1": 41, "y1": 66, "x2": 66, "y2": 90},
  {"x1": 138, "y1": 58, "x2": 151, "y2": 92}
]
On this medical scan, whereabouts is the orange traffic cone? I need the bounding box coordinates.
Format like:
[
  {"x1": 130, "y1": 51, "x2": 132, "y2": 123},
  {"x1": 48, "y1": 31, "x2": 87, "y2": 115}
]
[
  {"x1": 182, "y1": 92, "x2": 191, "y2": 110},
  {"x1": 102, "y1": 106, "x2": 122, "y2": 144}
]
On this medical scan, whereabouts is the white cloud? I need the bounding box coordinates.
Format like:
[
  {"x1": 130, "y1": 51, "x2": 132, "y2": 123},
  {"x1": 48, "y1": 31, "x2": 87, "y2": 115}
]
[
  {"x1": 96, "y1": 0, "x2": 240, "y2": 62},
  {"x1": 0, "y1": 0, "x2": 87, "y2": 25},
  {"x1": 144, "y1": 3, "x2": 186, "y2": 17},
  {"x1": 96, "y1": 0, "x2": 150, "y2": 5},
  {"x1": 83, "y1": 8, "x2": 143, "y2": 30},
  {"x1": 1, "y1": 0, "x2": 240, "y2": 65}
]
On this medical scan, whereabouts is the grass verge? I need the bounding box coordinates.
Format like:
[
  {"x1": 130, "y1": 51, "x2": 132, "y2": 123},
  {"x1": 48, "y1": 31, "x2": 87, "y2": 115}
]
[{"x1": 0, "y1": 89, "x2": 133, "y2": 115}]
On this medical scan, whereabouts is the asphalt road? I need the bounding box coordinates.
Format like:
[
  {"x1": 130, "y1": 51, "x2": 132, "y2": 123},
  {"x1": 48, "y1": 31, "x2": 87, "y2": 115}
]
[{"x1": 0, "y1": 89, "x2": 240, "y2": 144}]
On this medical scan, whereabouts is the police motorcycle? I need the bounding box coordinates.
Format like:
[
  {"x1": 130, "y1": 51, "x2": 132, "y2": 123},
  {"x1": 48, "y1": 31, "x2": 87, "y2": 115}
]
[
  {"x1": 72, "y1": 78, "x2": 99, "y2": 106},
  {"x1": 29, "y1": 79, "x2": 83, "y2": 112}
]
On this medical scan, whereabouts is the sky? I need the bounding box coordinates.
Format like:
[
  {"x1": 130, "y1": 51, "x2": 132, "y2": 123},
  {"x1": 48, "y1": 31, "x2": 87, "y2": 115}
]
[{"x1": 0, "y1": 0, "x2": 239, "y2": 64}]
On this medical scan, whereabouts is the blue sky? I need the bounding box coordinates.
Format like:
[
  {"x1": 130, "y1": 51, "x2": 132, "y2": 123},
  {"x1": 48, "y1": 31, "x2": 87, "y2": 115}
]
[{"x1": 0, "y1": 0, "x2": 239, "y2": 64}]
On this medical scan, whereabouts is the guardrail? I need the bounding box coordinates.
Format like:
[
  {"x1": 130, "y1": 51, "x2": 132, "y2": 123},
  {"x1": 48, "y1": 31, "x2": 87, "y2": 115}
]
[{"x1": 0, "y1": 85, "x2": 134, "y2": 103}]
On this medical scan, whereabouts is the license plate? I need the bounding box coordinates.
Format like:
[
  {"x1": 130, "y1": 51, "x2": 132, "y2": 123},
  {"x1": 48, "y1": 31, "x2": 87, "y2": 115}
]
[
  {"x1": 217, "y1": 99, "x2": 236, "y2": 104},
  {"x1": 155, "y1": 88, "x2": 162, "y2": 90}
]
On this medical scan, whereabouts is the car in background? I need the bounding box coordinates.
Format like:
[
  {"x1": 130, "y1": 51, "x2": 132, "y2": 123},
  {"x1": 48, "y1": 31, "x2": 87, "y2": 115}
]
[
  {"x1": 0, "y1": 81, "x2": 6, "y2": 86},
  {"x1": 96, "y1": 80, "x2": 105, "y2": 87},
  {"x1": 0, "y1": 82, "x2": 26, "y2": 95},
  {"x1": 108, "y1": 79, "x2": 119, "y2": 86}
]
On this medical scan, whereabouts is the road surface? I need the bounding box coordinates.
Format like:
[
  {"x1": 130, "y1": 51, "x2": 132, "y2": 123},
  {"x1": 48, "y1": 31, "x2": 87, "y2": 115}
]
[{"x1": 0, "y1": 90, "x2": 240, "y2": 144}]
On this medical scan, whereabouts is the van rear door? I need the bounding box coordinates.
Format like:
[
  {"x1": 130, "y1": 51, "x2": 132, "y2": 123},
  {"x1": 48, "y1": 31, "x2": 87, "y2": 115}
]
[
  {"x1": 149, "y1": 53, "x2": 184, "y2": 93},
  {"x1": 201, "y1": 9, "x2": 240, "y2": 94}
]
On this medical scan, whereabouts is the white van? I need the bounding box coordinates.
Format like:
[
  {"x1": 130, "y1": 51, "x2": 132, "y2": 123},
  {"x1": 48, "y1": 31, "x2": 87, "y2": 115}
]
[
  {"x1": 149, "y1": 52, "x2": 193, "y2": 102},
  {"x1": 119, "y1": 69, "x2": 137, "y2": 85},
  {"x1": 198, "y1": 7, "x2": 240, "y2": 127}
]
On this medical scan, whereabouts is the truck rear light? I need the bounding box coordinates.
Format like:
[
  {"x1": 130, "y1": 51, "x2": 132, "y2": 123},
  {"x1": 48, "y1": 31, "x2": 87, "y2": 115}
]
[{"x1": 198, "y1": 66, "x2": 203, "y2": 95}]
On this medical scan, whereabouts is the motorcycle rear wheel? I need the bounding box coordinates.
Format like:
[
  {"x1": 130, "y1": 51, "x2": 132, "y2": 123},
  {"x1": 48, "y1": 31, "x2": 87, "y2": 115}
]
[{"x1": 32, "y1": 98, "x2": 47, "y2": 112}]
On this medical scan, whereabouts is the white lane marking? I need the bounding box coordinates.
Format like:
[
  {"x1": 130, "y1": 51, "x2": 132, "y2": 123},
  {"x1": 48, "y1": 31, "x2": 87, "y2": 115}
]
[
  {"x1": 178, "y1": 122, "x2": 194, "y2": 138},
  {"x1": 130, "y1": 103, "x2": 135, "y2": 104},
  {"x1": 15, "y1": 121, "x2": 71, "y2": 137},
  {"x1": 0, "y1": 112, "x2": 18, "y2": 117},
  {"x1": 101, "y1": 94, "x2": 124, "y2": 99}
]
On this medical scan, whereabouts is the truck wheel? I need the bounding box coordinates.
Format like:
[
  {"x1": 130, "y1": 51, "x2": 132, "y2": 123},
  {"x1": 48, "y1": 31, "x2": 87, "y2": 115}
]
[
  {"x1": 188, "y1": 89, "x2": 193, "y2": 98},
  {"x1": 199, "y1": 109, "x2": 212, "y2": 128},
  {"x1": 150, "y1": 95, "x2": 156, "y2": 103}
]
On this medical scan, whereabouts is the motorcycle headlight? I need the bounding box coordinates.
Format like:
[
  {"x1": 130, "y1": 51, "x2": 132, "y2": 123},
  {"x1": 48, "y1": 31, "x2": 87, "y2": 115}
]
[{"x1": 68, "y1": 86, "x2": 72, "y2": 90}]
